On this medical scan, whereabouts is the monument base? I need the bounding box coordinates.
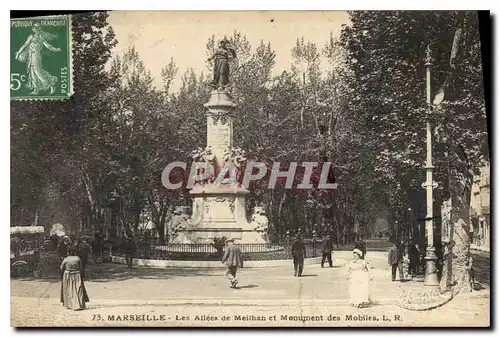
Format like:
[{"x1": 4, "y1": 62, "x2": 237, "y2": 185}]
[
  {"x1": 172, "y1": 229, "x2": 267, "y2": 244},
  {"x1": 169, "y1": 184, "x2": 268, "y2": 244}
]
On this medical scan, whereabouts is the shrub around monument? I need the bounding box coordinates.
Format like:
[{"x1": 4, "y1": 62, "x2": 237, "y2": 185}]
[{"x1": 211, "y1": 237, "x2": 227, "y2": 256}]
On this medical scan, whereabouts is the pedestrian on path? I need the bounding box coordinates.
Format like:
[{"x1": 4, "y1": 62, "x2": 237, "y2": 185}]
[
  {"x1": 321, "y1": 234, "x2": 334, "y2": 268},
  {"x1": 91, "y1": 232, "x2": 103, "y2": 265},
  {"x1": 77, "y1": 238, "x2": 90, "y2": 280},
  {"x1": 409, "y1": 243, "x2": 420, "y2": 276},
  {"x1": 291, "y1": 235, "x2": 306, "y2": 277},
  {"x1": 60, "y1": 246, "x2": 90, "y2": 311},
  {"x1": 125, "y1": 235, "x2": 136, "y2": 270},
  {"x1": 388, "y1": 242, "x2": 401, "y2": 281},
  {"x1": 221, "y1": 238, "x2": 243, "y2": 288},
  {"x1": 58, "y1": 236, "x2": 71, "y2": 261},
  {"x1": 346, "y1": 248, "x2": 373, "y2": 308},
  {"x1": 401, "y1": 246, "x2": 411, "y2": 281},
  {"x1": 354, "y1": 235, "x2": 367, "y2": 259},
  {"x1": 467, "y1": 256, "x2": 475, "y2": 291}
]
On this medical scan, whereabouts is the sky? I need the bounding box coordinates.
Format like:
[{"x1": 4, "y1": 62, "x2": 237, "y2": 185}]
[{"x1": 108, "y1": 11, "x2": 351, "y2": 92}]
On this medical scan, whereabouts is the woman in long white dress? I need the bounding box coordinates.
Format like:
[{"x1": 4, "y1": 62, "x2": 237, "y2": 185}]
[{"x1": 346, "y1": 248, "x2": 373, "y2": 307}]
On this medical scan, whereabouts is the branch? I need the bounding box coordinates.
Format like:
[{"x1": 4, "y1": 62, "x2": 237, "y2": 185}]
[{"x1": 80, "y1": 166, "x2": 96, "y2": 208}]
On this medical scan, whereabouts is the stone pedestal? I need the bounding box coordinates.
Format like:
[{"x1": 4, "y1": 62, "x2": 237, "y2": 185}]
[{"x1": 176, "y1": 90, "x2": 266, "y2": 244}]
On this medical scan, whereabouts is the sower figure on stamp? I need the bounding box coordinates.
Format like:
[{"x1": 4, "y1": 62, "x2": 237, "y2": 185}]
[
  {"x1": 291, "y1": 234, "x2": 306, "y2": 277},
  {"x1": 15, "y1": 23, "x2": 61, "y2": 95},
  {"x1": 207, "y1": 38, "x2": 236, "y2": 90},
  {"x1": 221, "y1": 238, "x2": 243, "y2": 288},
  {"x1": 321, "y1": 234, "x2": 334, "y2": 268}
]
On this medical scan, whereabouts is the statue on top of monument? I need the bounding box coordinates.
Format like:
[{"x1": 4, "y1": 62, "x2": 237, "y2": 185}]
[{"x1": 207, "y1": 38, "x2": 236, "y2": 90}]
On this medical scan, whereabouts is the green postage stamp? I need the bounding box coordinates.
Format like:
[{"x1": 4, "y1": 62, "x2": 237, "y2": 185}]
[{"x1": 10, "y1": 15, "x2": 72, "y2": 100}]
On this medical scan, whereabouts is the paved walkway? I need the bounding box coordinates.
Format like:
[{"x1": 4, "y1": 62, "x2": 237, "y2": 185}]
[{"x1": 11, "y1": 251, "x2": 490, "y2": 327}]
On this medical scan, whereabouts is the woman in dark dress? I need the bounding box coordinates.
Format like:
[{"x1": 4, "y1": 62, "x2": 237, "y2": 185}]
[{"x1": 60, "y1": 246, "x2": 89, "y2": 310}]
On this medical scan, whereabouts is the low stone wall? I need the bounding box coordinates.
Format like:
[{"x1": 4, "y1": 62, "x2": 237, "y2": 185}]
[
  {"x1": 111, "y1": 250, "x2": 387, "y2": 268},
  {"x1": 111, "y1": 255, "x2": 332, "y2": 268}
]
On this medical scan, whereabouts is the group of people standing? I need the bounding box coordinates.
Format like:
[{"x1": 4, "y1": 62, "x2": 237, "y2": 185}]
[
  {"x1": 388, "y1": 241, "x2": 423, "y2": 281},
  {"x1": 56, "y1": 232, "x2": 104, "y2": 267}
]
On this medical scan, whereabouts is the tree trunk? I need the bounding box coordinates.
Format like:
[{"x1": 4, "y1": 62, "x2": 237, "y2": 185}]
[
  {"x1": 440, "y1": 164, "x2": 473, "y2": 293},
  {"x1": 277, "y1": 190, "x2": 288, "y2": 231},
  {"x1": 157, "y1": 208, "x2": 167, "y2": 245},
  {"x1": 110, "y1": 206, "x2": 118, "y2": 240}
]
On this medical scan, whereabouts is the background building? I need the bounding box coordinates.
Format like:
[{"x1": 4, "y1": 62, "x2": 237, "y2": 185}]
[{"x1": 469, "y1": 164, "x2": 490, "y2": 251}]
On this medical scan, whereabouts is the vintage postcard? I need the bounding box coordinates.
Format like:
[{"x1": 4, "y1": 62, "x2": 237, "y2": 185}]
[{"x1": 10, "y1": 11, "x2": 490, "y2": 327}]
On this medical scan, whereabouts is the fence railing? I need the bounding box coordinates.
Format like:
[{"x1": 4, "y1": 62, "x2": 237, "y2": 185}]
[{"x1": 118, "y1": 241, "x2": 323, "y2": 261}]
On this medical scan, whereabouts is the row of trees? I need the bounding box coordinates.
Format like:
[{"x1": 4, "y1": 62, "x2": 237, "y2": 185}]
[
  {"x1": 11, "y1": 13, "x2": 377, "y2": 245},
  {"x1": 339, "y1": 11, "x2": 488, "y2": 291},
  {"x1": 12, "y1": 12, "x2": 488, "y2": 290}
]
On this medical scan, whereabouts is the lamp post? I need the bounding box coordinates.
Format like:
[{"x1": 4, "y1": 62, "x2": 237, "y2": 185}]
[
  {"x1": 312, "y1": 230, "x2": 317, "y2": 257},
  {"x1": 394, "y1": 220, "x2": 399, "y2": 243},
  {"x1": 407, "y1": 207, "x2": 412, "y2": 241},
  {"x1": 422, "y1": 45, "x2": 439, "y2": 286}
]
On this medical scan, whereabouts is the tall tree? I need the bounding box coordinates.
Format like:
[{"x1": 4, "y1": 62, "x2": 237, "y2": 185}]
[{"x1": 340, "y1": 11, "x2": 488, "y2": 293}]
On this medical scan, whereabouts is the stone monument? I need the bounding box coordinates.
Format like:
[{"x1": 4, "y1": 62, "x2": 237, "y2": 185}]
[{"x1": 169, "y1": 39, "x2": 269, "y2": 244}]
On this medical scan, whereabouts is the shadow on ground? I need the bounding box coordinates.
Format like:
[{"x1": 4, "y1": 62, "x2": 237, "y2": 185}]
[{"x1": 235, "y1": 284, "x2": 259, "y2": 289}]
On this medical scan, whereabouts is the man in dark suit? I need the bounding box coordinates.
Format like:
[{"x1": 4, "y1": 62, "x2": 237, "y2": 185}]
[
  {"x1": 388, "y1": 242, "x2": 401, "y2": 281},
  {"x1": 408, "y1": 243, "x2": 420, "y2": 276},
  {"x1": 291, "y1": 235, "x2": 306, "y2": 277},
  {"x1": 92, "y1": 231, "x2": 103, "y2": 265},
  {"x1": 354, "y1": 235, "x2": 367, "y2": 259},
  {"x1": 77, "y1": 237, "x2": 90, "y2": 279},
  {"x1": 221, "y1": 238, "x2": 243, "y2": 288},
  {"x1": 321, "y1": 235, "x2": 334, "y2": 268},
  {"x1": 125, "y1": 235, "x2": 136, "y2": 270}
]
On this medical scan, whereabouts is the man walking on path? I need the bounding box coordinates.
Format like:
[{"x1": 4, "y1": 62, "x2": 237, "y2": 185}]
[
  {"x1": 92, "y1": 232, "x2": 103, "y2": 265},
  {"x1": 125, "y1": 235, "x2": 136, "y2": 270},
  {"x1": 291, "y1": 235, "x2": 306, "y2": 277},
  {"x1": 409, "y1": 243, "x2": 420, "y2": 276},
  {"x1": 77, "y1": 238, "x2": 90, "y2": 279},
  {"x1": 388, "y1": 242, "x2": 401, "y2": 281},
  {"x1": 221, "y1": 238, "x2": 243, "y2": 288},
  {"x1": 321, "y1": 235, "x2": 334, "y2": 268}
]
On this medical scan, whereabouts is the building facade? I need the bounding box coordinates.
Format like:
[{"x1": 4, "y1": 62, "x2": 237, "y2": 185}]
[
  {"x1": 440, "y1": 164, "x2": 490, "y2": 252},
  {"x1": 469, "y1": 165, "x2": 490, "y2": 251}
]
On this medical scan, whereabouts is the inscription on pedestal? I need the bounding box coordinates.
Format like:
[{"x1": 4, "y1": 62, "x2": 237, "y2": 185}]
[
  {"x1": 200, "y1": 196, "x2": 235, "y2": 224},
  {"x1": 208, "y1": 118, "x2": 232, "y2": 149}
]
